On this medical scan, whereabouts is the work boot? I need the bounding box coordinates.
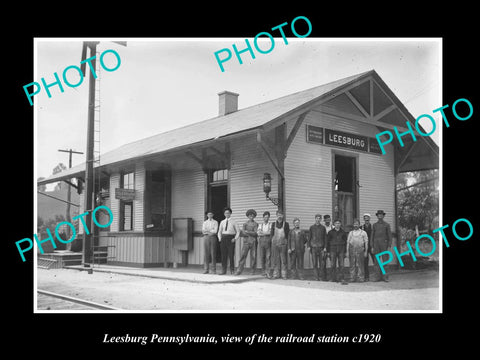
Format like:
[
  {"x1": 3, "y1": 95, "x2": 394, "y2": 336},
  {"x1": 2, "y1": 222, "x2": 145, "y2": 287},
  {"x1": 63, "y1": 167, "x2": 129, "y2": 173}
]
[{"x1": 203, "y1": 270, "x2": 209, "y2": 274}]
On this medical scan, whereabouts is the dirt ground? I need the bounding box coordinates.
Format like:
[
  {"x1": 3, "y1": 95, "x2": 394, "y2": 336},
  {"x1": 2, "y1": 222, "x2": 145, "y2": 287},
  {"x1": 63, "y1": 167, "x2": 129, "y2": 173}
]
[{"x1": 36, "y1": 266, "x2": 439, "y2": 311}]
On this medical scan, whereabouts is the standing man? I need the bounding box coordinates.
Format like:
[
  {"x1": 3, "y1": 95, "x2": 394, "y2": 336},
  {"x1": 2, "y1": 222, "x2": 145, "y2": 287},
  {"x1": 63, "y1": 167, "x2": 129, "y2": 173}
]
[
  {"x1": 346, "y1": 219, "x2": 368, "y2": 282},
  {"x1": 218, "y1": 207, "x2": 240, "y2": 275},
  {"x1": 257, "y1": 211, "x2": 272, "y2": 278},
  {"x1": 323, "y1": 214, "x2": 333, "y2": 281},
  {"x1": 236, "y1": 209, "x2": 259, "y2": 275},
  {"x1": 326, "y1": 219, "x2": 348, "y2": 284},
  {"x1": 270, "y1": 210, "x2": 290, "y2": 280},
  {"x1": 288, "y1": 218, "x2": 307, "y2": 280},
  {"x1": 308, "y1": 214, "x2": 327, "y2": 281},
  {"x1": 323, "y1": 215, "x2": 333, "y2": 233},
  {"x1": 202, "y1": 210, "x2": 218, "y2": 274},
  {"x1": 361, "y1": 213, "x2": 374, "y2": 281},
  {"x1": 371, "y1": 210, "x2": 392, "y2": 282}
]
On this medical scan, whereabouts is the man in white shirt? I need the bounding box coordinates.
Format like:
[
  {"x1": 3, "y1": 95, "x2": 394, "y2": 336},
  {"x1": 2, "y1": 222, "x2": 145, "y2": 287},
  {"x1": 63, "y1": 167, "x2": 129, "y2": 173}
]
[
  {"x1": 218, "y1": 207, "x2": 240, "y2": 275},
  {"x1": 202, "y1": 211, "x2": 219, "y2": 274}
]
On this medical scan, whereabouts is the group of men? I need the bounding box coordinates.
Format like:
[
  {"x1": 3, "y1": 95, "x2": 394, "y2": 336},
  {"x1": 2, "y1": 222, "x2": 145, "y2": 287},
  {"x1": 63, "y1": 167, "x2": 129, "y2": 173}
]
[{"x1": 202, "y1": 207, "x2": 392, "y2": 283}]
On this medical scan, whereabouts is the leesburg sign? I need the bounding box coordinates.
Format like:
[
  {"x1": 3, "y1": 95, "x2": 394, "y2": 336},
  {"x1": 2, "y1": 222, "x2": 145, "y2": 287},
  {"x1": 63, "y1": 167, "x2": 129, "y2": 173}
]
[{"x1": 306, "y1": 125, "x2": 382, "y2": 155}]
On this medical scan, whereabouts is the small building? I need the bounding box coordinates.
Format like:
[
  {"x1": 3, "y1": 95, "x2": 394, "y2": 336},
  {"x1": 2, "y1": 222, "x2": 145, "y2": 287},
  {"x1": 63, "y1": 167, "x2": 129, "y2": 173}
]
[{"x1": 38, "y1": 70, "x2": 439, "y2": 269}]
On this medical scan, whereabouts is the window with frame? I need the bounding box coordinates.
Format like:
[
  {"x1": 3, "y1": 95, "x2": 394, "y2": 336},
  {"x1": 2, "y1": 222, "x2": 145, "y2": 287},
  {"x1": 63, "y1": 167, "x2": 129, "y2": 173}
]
[
  {"x1": 145, "y1": 169, "x2": 171, "y2": 232},
  {"x1": 120, "y1": 171, "x2": 135, "y2": 231},
  {"x1": 211, "y1": 169, "x2": 229, "y2": 183},
  {"x1": 120, "y1": 200, "x2": 133, "y2": 231},
  {"x1": 122, "y1": 171, "x2": 135, "y2": 189}
]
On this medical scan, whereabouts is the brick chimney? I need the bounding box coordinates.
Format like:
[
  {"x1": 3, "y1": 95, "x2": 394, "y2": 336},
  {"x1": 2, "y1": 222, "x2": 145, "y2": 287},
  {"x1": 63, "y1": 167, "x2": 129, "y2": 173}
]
[{"x1": 218, "y1": 91, "x2": 239, "y2": 116}]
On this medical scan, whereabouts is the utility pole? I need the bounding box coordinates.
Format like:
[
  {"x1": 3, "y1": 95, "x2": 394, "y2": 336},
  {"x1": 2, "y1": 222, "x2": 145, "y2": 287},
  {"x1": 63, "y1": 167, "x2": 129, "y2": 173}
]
[
  {"x1": 58, "y1": 148, "x2": 83, "y2": 251},
  {"x1": 81, "y1": 41, "x2": 99, "y2": 266},
  {"x1": 80, "y1": 40, "x2": 126, "y2": 267}
]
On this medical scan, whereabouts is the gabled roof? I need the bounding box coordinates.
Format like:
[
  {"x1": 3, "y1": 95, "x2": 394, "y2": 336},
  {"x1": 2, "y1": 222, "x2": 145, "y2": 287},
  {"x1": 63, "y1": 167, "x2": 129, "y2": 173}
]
[{"x1": 38, "y1": 69, "x2": 438, "y2": 185}]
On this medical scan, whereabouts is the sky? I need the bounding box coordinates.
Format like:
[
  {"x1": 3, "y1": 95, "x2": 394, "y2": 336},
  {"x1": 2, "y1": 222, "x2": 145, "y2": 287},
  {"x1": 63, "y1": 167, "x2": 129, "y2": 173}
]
[{"x1": 35, "y1": 38, "x2": 441, "y2": 188}]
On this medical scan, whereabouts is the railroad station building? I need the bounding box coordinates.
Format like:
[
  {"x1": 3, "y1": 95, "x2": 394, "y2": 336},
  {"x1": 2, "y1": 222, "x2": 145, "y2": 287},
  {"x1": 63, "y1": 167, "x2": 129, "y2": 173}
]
[{"x1": 38, "y1": 70, "x2": 439, "y2": 269}]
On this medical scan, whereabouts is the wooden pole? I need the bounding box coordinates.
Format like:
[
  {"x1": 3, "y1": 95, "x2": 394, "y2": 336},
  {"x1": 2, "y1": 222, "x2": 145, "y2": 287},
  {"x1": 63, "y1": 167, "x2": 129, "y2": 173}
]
[{"x1": 82, "y1": 42, "x2": 98, "y2": 266}]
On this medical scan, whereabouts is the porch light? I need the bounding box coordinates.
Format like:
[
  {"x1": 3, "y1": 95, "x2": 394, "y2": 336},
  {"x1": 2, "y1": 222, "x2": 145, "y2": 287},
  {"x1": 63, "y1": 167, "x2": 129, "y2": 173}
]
[{"x1": 263, "y1": 172, "x2": 279, "y2": 206}]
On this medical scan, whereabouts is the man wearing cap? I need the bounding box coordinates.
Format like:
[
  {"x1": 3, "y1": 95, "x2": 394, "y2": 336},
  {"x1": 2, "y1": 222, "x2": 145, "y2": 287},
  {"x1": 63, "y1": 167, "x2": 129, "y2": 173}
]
[
  {"x1": 202, "y1": 210, "x2": 219, "y2": 274},
  {"x1": 218, "y1": 207, "x2": 240, "y2": 275},
  {"x1": 288, "y1": 217, "x2": 307, "y2": 280},
  {"x1": 371, "y1": 210, "x2": 392, "y2": 282},
  {"x1": 257, "y1": 211, "x2": 272, "y2": 278},
  {"x1": 235, "y1": 209, "x2": 259, "y2": 275},
  {"x1": 361, "y1": 213, "x2": 374, "y2": 281},
  {"x1": 308, "y1": 214, "x2": 327, "y2": 281},
  {"x1": 270, "y1": 210, "x2": 290, "y2": 280},
  {"x1": 326, "y1": 219, "x2": 348, "y2": 284}
]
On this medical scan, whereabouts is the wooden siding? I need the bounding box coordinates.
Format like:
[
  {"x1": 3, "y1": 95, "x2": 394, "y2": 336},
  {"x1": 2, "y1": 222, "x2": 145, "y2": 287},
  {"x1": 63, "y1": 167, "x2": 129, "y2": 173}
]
[
  {"x1": 229, "y1": 134, "x2": 278, "y2": 267},
  {"x1": 171, "y1": 159, "x2": 205, "y2": 233},
  {"x1": 105, "y1": 235, "x2": 145, "y2": 264},
  {"x1": 133, "y1": 162, "x2": 145, "y2": 231},
  {"x1": 285, "y1": 110, "x2": 396, "y2": 230},
  {"x1": 109, "y1": 173, "x2": 121, "y2": 232},
  {"x1": 170, "y1": 158, "x2": 205, "y2": 265}
]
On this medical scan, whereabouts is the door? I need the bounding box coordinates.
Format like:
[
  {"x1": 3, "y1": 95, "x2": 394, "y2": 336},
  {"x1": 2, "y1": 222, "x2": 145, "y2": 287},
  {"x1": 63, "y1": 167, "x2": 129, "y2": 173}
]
[
  {"x1": 207, "y1": 169, "x2": 229, "y2": 263},
  {"x1": 333, "y1": 153, "x2": 358, "y2": 231}
]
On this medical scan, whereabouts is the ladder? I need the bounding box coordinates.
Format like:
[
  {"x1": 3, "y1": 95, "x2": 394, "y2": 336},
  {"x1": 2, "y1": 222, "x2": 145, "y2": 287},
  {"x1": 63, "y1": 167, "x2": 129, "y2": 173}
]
[{"x1": 90, "y1": 48, "x2": 115, "y2": 266}]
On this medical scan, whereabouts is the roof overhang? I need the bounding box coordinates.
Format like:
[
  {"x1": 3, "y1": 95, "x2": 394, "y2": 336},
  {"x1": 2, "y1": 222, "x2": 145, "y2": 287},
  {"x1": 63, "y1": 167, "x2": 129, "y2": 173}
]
[{"x1": 38, "y1": 69, "x2": 438, "y2": 185}]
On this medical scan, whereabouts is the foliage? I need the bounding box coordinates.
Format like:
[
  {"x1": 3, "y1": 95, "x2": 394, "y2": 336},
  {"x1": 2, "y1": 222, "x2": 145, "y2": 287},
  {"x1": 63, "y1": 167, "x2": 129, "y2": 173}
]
[{"x1": 397, "y1": 169, "x2": 439, "y2": 231}]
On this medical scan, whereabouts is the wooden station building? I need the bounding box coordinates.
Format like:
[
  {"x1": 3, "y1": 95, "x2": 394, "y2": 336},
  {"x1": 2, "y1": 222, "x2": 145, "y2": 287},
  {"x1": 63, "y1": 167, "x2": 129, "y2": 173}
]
[{"x1": 38, "y1": 70, "x2": 439, "y2": 269}]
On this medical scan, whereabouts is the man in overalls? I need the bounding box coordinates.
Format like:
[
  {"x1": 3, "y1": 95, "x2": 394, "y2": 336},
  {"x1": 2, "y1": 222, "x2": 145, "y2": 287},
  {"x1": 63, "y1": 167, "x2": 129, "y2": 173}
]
[
  {"x1": 270, "y1": 210, "x2": 290, "y2": 280},
  {"x1": 257, "y1": 211, "x2": 272, "y2": 278},
  {"x1": 235, "y1": 209, "x2": 259, "y2": 275}
]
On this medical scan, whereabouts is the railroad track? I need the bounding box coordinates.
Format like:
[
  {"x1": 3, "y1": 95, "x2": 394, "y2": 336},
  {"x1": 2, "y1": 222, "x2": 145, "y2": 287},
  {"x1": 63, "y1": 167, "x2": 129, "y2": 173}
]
[{"x1": 37, "y1": 289, "x2": 120, "y2": 310}]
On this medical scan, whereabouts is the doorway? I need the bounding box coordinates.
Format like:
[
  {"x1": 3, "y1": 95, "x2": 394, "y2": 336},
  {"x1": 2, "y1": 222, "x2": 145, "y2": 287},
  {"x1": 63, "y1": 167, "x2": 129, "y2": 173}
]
[
  {"x1": 332, "y1": 153, "x2": 358, "y2": 231},
  {"x1": 207, "y1": 169, "x2": 229, "y2": 263}
]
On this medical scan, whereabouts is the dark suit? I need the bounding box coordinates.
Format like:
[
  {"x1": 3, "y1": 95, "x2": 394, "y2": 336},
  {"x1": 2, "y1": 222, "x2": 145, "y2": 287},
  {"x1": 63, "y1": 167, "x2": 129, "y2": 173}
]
[
  {"x1": 371, "y1": 219, "x2": 392, "y2": 280},
  {"x1": 326, "y1": 228, "x2": 348, "y2": 281},
  {"x1": 361, "y1": 223, "x2": 374, "y2": 280}
]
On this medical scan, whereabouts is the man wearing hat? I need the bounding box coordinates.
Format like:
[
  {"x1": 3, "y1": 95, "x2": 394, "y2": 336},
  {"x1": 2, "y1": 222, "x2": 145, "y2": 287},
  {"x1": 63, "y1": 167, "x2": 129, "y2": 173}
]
[
  {"x1": 308, "y1": 214, "x2": 327, "y2": 281},
  {"x1": 235, "y1": 209, "x2": 259, "y2": 275},
  {"x1": 361, "y1": 213, "x2": 374, "y2": 281},
  {"x1": 270, "y1": 210, "x2": 290, "y2": 280},
  {"x1": 257, "y1": 211, "x2": 273, "y2": 278},
  {"x1": 371, "y1": 210, "x2": 392, "y2": 282}
]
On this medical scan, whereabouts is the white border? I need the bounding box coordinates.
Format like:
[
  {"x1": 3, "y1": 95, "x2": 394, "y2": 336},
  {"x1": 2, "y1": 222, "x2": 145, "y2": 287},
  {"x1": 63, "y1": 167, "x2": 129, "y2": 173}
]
[{"x1": 33, "y1": 37, "x2": 442, "y2": 314}]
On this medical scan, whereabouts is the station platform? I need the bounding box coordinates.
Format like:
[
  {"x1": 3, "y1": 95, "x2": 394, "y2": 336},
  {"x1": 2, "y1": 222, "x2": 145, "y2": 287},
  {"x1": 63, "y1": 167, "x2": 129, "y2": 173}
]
[{"x1": 64, "y1": 264, "x2": 265, "y2": 284}]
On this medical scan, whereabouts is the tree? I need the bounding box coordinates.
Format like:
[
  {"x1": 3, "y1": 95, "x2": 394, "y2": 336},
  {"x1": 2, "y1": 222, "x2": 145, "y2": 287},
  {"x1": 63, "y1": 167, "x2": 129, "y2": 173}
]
[{"x1": 397, "y1": 169, "x2": 439, "y2": 231}]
